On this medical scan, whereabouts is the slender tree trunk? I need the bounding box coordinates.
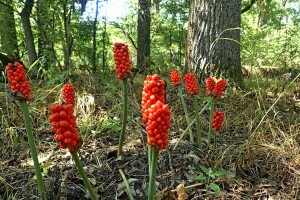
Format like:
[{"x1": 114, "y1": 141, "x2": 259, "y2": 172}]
[
  {"x1": 102, "y1": 1, "x2": 108, "y2": 71},
  {"x1": 92, "y1": 0, "x2": 99, "y2": 72},
  {"x1": 63, "y1": 0, "x2": 73, "y2": 69},
  {"x1": 186, "y1": 0, "x2": 244, "y2": 86},
  {"x1": 0, "y1": 0, "x2": 19, "y2": 58},
  {"x1": 137, "y1": 0, "x2": 151, "y2": 72},
  {"x1": 153, "y1": 0, "x2": 160, "y2": 13},
  {"x1": 258, "y1": 0, "x2": 270, "y2": 27},
  {"x1": 37, "y1": 0, "x2": 56, "y2": 68},
  {"x1": 21, "y1": 0, "x2": 37, "y2": 65}
]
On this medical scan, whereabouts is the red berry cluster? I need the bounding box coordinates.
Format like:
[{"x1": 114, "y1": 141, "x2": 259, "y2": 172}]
[
  {"x1": 212, "y1": 110, "x2": 224, "y2": 132},
  {"x1": 62, "y1": 83, "x2": 75, "y2": 105},
  {"x1": 49, "y1": 104, "x2": 81, "y2": 152},
  {"x1": 205, "y1": 77, "x2": 215, "y2": 95},
  {"x1": 213, "y1": 79, "x2": 226, "y2": 100},
  {"x1": 183, "y1": 73, "x2": 198, "y2": 95},
  {"x1": 141, "y1": 74, "x2": 166, "y2": 123},
  {"x1": 141, "y1": 74, "x2": 171, "y2": 150},
  {"x1": 6, "y1": 62, "x2": 32, "y2": 101},
  {"x1": 205, "y1": 77, "x2": 227, "y2": 100},
  {"x1": 113, "y1": 42, "x2": 131, "y2": 79},
  {"x1": 170, "y1": 69, "x2": 181, "y2": 87},
  {"x1": 146, "y1": 101, "x2": 171, "y2": 149}
]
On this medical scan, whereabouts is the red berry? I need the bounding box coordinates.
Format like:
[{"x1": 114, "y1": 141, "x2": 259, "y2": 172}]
[
  {"x1": 113, "y1": 42, "x2": 132, "y2": 79},
  {"x1": 62, "y1": 83, "x2": 75, "y2": 105},
  {"x1": 170, "y1": 69, "x2": 181, "y2": 87},
  {"x1": 212, "y1": 110, "x2": 224, "y2": 132},
  {"x1": 183, "y1": 73, "x2": 198, "y2": 95}
]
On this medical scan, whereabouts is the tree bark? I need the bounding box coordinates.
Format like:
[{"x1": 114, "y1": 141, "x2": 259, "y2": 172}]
[
  {"x1": 92, "y1": 0, "x2": 99, "y2": 72},
  {"x1": 21, "y1": 0, "x2": 37, "y2": 65},
  {"x1": 186, "y1": 0, "x2": 244, "y2": 86},
  {"x1": 0, "y1": 0, "x2": 19, "y2": 58},
  {"x1": 137, "y1": 0, "x2": 151, "y2": 72},
  {"x1": 62, "y1": 0, "x2": 73, "y2": 69}
]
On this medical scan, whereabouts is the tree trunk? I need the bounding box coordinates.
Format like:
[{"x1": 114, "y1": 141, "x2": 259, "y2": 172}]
[
  {"x1": 21, "y1": 0, "x2": 38, "y2": 65},
  {"x1": 63, "y1": 0, "x2": 73, "y2": 69},
  {"x1": 186, "y1": 0, "x2": 244, "y2": 86},
  {"x1": 92, "y1": 0, "x2": 99, "y2": 72},
  {"x1": 137, "y1": 0, "x2": 151, "y2": 72},
  {"x1": 258, "y1": 0, "x2": 270, "y2": 27},
  {"x1": 37, "y1": 0, "x2": 56, "y2": 68},
  {"x1": 102, "y1": 1, "x2": 108, "y2": 72},
  {"x1": 153, "y1": 0, "x2": 160, "y2": 13},
  {"x1": 0, "y1": 0, "x2": 19, "y2": 58}
]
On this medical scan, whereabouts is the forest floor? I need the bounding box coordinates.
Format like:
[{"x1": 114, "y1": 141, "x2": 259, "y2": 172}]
[{"x1": 0, "y1": 70, "x2": 300, "y2": 200}]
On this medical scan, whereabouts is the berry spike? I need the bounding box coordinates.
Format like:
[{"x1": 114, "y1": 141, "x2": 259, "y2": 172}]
[
  {"x1": 62, "y1": 83, "x2": 75, "y2": 105},
  {"x1": 212, "y1": 110, "x2": 224, "y2": 132},
  {"x1": 183, "y1": 73, "x2": 198, "y2": 95},
  {"x1": 49, "y1": 103, "x2": 81, "y2": 152},
  {"x1": 170, "y1": 69, "x2": 181, "y2": 87},
  {"x1": 113, "y1": 42, "x2": 132, "y2": 79},
  {"x1": 205, "y1": 77, "x2": 216, "y2": 95},
  {"x1": 141, "y1": 74, "x2": 166, "y2": 123},
  {"x1": 213, "y1": 79, "x2": 227, "y2": 100},
  {"x1": 6, "y1": 61, "x2": 32, "y2": 101},
  {"x1": 146, "y1": 101, "x2": 171, "y2": 150}
]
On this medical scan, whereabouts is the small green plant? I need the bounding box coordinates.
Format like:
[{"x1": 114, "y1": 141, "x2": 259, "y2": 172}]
[{"x1": 195, "y1": 165, "x2": 226, "y2": 197}]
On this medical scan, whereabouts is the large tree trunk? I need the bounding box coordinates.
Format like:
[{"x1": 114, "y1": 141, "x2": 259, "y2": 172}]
[
  {"x1": 0, "y1": 0, "x2": 19, "y2": 58},
  {"x1": 21, "y1": 0, "x2": 38, "y2": 65},
  {"x1": 137, "y1": 0, "x2": 151, "y2": 72},
  {"x1": 186, "y1": 0, "x2": 244, "y2": 86}
]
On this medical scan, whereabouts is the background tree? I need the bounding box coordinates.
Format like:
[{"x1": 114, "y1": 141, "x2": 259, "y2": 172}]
[
  {"x1": 0, "y1": 0, "x2": 19, "y2": 58},
  {"x1": 21, "y1": 0, "x2": 37, "y2": 65},
  {"x1": 137, "y1": 0, "x2": 151, "y2": 72},
  {"x1": 186, "y1": 0, "x2": 244, "y2": 86}
]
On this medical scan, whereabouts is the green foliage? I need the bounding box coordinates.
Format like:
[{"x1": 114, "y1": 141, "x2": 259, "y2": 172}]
[
  {"x1": 195, "y1": 165, "x2": 227, "y2": 197},
  {"x1": 241, "y1": 0, "x2": 300, "y2": 68}
]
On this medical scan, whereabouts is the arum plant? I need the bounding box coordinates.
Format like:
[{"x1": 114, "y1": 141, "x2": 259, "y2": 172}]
[
  {"x1": 141, "y1": 75, "x2": 171, "y2": 200},
  {"x1": 6, "y1": 62, "x2": 45, "y2": 198},
  {"x1": 49, "y1": 83, "x2": 98, "y2": 200},
  {"x1": 113, "y1": 42, "x2": 132, "y2": 157},
  {"x1": 211, "y1": 110, "x2": 225, "y2": 149},
  {"x1": 170, "y1": 69, "x2": 194, "y2": 142},
  {"x1": 205, "y1": 77, "x2": 226, "y2": 148},
  {"x1": 183, "y1": 73, "x2": 202, "y2": 148}
]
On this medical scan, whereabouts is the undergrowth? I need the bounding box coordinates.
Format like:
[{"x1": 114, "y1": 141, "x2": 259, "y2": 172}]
[{"x1": 0, "y1": 70, "x2": 299, "y2": 199}]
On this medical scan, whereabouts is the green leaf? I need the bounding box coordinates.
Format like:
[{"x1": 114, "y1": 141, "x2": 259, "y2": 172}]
[
  {"x1": 199, "y1": 165, "x2": 209, "y2": 174},
  {"x1": 213, "y1": 169, "x2": 227, "y2": 177},
  {"x1": 209, "y1": 183, "x2": 221, "y2": 197},
  {"x1": 194, "y1": 174, "x2": 206, "y2": 181}
]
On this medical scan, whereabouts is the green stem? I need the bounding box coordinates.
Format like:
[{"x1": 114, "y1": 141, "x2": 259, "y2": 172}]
[
  {"x1": 173, "y1": 101, "x2": 210, "y2": 150},
  {"x1": 214, "y1": 130, "x2": 217, "y2": 150},
  {"x1": 178, "y1": 87, "x2": 193, "y2": 142},
  {"x1": 148, "y1": 146, "x2": 153, "y2": 177},
  {"x1": 148, "y1": 149, "x2": 159, "y2": 200},
  {"x1": 193, "y1": 95, "x2": 201, "y2": 148},
  {"x1": 119, "y1": 169, "x2": 135, "y2": 200},
  {"x1": 118, "y1": 79, "x2": 129, "y2": 157},
  {"x1": 208, "y1": 98, "x2": 214, "y2": 147},
  {"x1": 20, "y1": 101, "x2": 45, "y2": 199},
  {"x1": 72, "y1": 152, "x2": 98, "y2": 200}
]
